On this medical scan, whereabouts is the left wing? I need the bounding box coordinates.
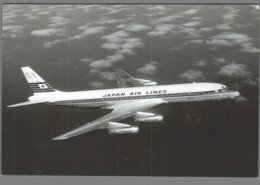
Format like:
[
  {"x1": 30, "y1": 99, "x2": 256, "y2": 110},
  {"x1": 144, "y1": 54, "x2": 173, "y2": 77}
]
[
  {"x1": 114, "y1": 69, "x2": 157, "y2": 88},
  {"x1": 53, "y1": 99, "x2": 164, "y2": 140}
]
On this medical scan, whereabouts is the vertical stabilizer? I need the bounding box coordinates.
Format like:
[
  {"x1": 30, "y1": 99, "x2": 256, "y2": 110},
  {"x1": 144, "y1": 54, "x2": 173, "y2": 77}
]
[{"x1": 21, "y1": 67, "x2": 56, "y2": 94}]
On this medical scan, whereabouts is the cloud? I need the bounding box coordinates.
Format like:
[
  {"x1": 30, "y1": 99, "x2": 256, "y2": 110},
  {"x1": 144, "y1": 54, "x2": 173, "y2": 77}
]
[
  {"x1": 215, "y1": 24, "x2": 231, "y2": 30},
  {"x1": 48, "y1": 16, "x2": 71, "y2": 28},
  {"x1": 102, "y1": 30, "x2": 129, "y2": 43},
  {"x1": 148, "y1": 24, "x2": 176, "y2": 36},
  {"x1": 73, "y1": 27, "x2": 106, "y2": 38},
  {"x1": 88, "y1": 53, "x2": 124, "y2": 70},
  {"x1": 214, "y1": 58, "x2": 227, "y2": 65},
  {"x1": 206, "y1": 39, "x2": 233, "y2": 47},
  {"x1": 99, "y1": 6, "x2": 128, "y2": 15},
  {"x1": 106, "y1": 53, "x2": 124, "y2": 62},
  {"x1": 102, "y1": 43, "x2": 121, "y2": 50},
  {"x1": 76, "y1": 5, "x2": 94, "y2": 12},
  {"x1": 235, "y1": 96, "x2": 249, "y2": 103},
  {"x1": 44, "y1": 26, "x2": 106, "y2": 47},
  {"x1": 222, "y1": 8, "x2": 238, "y2": 22},
  {"x1": 95, "y1": 17, "x2": 125, "y2": 25},
  {"x1": 210, "y1": 32, "x2": 250, "y2": 44},
  {"x1": 30, "y1": 7, "x2": 42, "y2": 13},
  {"x1": 137, "y1": 61, "x2": 159, "y2": 75},
  {"x1": 196, "y1": 60, "x2": 207, "y2": 67},
  {"x1": 3, "y1": 12, "x2": 16, "y2": 24},
  {"x1": 118, "y1": 38, "x2": 143, "y2": 55},
  {"x1": 148, "y1": 5, "x2": 168, "y2": 11},
  {"x1": 192, "y1": 17, "x2": 203, "y2": 20},
  {"x1": 183, "y1": 21, "x2": 201, "y2": 27},
  {"x1": 102, "y1": 31, "x2": 144, "y2": 55},
  {"x1": 218, "y1": 63, "x2": 252, "y2": 78},
  {"x1": 151, "y1": 15, "x2": 182, "y2": 24},
  {"x1": 89, "y1": 60, "x2": 113, "y2": 69},
  {"x1": 90, "y1": 81, "x2": 106, "y2": 89},
  {"x1": 89, "y1": 69, "x2": 100, "y2": 75},
  {"x1": 179, "y1": 70, "x2": 204, "y2": 81},
  {"x1": 207, "y1": 32, "x2": 258, "y2": 53},
  {"x1": 124, "y1": 24, "x2": 151, "y2": 32},
  {"x1": 148, "y1": 24, "x2": 201, "y2": 38},
  {"x1": 116, "y1": 24, "x2": 127, "y2": 29},
  {"x1": 2, "y1": 25, "x2": 25, "y2": 38},
  {"x1": 200, "y1": 27, "x2": 214, "y2": 32},
  {"x1": 78, "y1": 23, "x2": 94, "y2": 30},
  {"x1": 190, "y1": 39, "x2": 204, "y2": 44},
  {"x1": 31, "y1": 28, "x2": 66, "y2": 36},
  {"x1": 49, "y1": 61, "x2": 65, "y2": 70},
  {"x1": 25, "y1": 15, "x2": 38, "y2": 20},
  {"x1": 240, "y1": 43, "x2": 259, "y2": 53},
  {"x1": 181, "y1": 9, "x2": 199, "y2": 15},
  {"x1": 99, "y1": 71, "x2": 115, "y2": 81},
  {"x1": 79, "y1": 58, "x2": 92, "y2": 63},
  {"x1": 37, "y1": 11, "x2": 51, "y2": 15},
  {"x1": 243, "y1": 79, "x2": 258, "y2": 86}
]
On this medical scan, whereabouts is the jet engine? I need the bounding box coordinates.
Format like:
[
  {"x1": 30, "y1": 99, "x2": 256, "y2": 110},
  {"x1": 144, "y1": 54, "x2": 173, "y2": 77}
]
[
  {"x1": 134, "y1": 112, "x2": 163, "y2": 123},
  {"x1": 108, "y1": 126, "x2": 139, "y2": 135}
]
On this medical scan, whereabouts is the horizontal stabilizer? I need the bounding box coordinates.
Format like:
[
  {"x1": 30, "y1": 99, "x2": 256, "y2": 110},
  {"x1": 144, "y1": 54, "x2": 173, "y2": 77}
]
[{"x1": 7, "y1": 100, "x2": 47, "y2": 107}]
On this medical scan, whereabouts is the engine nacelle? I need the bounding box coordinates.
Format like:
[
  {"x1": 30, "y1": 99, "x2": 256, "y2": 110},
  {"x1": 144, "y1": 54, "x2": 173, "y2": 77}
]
[
  {"x1": 108, "y1": 126, "x2": 139, "y2": 135},
  {"x1": 134, "y1": 112, "x2": 163, "y2": 123}
]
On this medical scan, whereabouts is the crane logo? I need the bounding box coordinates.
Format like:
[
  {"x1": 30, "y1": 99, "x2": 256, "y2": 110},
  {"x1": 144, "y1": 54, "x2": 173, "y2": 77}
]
[{"x1": 38, "y1": 84, "x2": 48, "y2": 89}]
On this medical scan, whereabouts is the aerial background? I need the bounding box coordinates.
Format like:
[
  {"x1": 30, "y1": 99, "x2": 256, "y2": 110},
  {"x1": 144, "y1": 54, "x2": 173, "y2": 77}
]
[{"x1": 2, "y1": 4, "x2": 259, "y2": 176}]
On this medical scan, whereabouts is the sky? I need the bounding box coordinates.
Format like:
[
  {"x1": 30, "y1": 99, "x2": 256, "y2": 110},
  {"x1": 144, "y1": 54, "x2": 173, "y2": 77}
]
[{"x1": 2, "y1": 4, "x2": 259, "y2": 176}]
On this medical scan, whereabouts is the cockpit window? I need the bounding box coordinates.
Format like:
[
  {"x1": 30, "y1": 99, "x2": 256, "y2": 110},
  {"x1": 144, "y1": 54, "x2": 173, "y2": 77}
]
[{"x1": 220, "y1": 86, "x2": 229, "y2": 91}]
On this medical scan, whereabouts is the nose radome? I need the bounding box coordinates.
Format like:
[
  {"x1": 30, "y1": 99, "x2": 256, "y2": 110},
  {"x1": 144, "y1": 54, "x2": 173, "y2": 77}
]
[
  {"x1": 235, "y1": 91, "x2": 240, "y2": 97},
  {"x1": 232, "y1": 91, "x2": 240, "y2": 99}
]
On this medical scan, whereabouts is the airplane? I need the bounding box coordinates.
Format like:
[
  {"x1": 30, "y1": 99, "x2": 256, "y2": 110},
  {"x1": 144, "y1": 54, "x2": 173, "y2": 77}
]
[{"x1": 8, "y1": 67, "x2": 240, "y2": 140}]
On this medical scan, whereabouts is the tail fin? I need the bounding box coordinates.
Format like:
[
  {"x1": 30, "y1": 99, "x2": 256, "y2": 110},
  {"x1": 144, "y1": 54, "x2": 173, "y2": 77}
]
[{"x1": 21, "y1": 66, "x2": 57, "y2": 94}]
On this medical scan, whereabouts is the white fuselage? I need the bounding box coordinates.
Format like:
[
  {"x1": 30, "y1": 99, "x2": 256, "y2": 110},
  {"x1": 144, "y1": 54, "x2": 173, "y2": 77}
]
[{"x1": 30, "y1": 82, "x2": 240, "y2": 108}]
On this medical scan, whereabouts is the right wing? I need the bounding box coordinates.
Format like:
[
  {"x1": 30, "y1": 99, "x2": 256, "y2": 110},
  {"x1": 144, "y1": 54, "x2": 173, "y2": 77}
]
[
  {"x1": 52, "y1": 99, "x2": 163, "y2": 140},
  {"x1": 113, "y1": 69, "x2": 157, "y2": 88}
]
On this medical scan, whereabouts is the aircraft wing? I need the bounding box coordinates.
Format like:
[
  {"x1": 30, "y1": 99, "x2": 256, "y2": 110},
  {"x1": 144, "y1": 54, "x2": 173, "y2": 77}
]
[
  {"x1": 114, "y1": 69, "x2": 157, "y2": 87},
  {"x1": 7, "y1": 100, "x2": 47, "y2": 107},
  {"x1": 52, "y1": 99, "x2": 163, "y2": 140}
]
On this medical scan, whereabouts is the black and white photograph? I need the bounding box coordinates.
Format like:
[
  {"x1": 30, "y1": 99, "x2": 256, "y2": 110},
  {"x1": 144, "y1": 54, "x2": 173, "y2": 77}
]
[{"x1": 2, "y1": 4, "x2": 259, "y2": 176}]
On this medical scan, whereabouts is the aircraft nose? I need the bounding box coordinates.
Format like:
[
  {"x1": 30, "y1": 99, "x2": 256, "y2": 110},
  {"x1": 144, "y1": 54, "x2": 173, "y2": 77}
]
[
  {"x1": 231, "y1": 91, "x2": 240, "y2": 99},
  {"x1": 234, "y1": 91, "x2": 240, "y2": 97}
]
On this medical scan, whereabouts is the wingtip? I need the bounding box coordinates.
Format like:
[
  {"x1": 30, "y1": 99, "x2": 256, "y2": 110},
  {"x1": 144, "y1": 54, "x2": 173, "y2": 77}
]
[
  {"x1": 52, "y1": 136, "x2": 68, "y2": 140},
  {"x1": 7, "y1": 104, "x2": 19, "y2": 108}
]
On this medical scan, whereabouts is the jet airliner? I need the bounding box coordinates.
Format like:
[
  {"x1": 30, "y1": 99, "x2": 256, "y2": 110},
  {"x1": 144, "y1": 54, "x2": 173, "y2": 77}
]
[{"x1": 8, "y1": 67, "x2": 240, "y2": 140}]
